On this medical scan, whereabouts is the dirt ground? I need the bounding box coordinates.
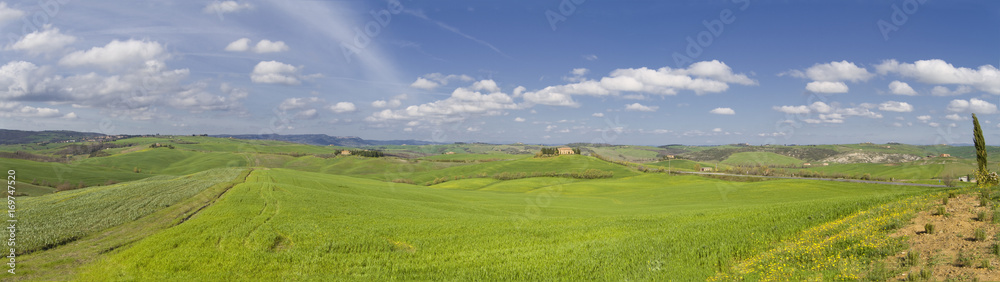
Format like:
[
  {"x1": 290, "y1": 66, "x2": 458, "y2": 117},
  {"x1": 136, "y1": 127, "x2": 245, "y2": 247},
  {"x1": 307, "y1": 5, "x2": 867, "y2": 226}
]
[{"x1": 889, "y1": 194, "x2": 1000, "y2": 281}]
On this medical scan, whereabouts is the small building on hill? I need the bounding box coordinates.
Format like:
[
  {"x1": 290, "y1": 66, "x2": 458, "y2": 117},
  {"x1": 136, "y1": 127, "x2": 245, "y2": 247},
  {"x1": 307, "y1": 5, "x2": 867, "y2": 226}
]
[
  {"x1": 940, "y1": 153, "x2": 951, "y2": 158},
  {"x1": 803, "y1": 163, "x2": 811, "y2": 166},
  {"x1": 557, "y1": 147, "x2": 575, "y2": 155},
  {"x1": 700, "y1": 167, "x2": 713, "y2": 172},
  {"x1": 341, "y1": 150, "x2": 352, "y2": 155},
  {"x1": 444, "y1": 151, "x2": 455, "y2": 155}
]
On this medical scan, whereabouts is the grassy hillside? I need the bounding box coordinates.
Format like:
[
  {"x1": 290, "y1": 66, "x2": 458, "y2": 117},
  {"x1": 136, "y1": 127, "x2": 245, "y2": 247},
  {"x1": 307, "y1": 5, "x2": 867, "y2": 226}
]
[
  {"x1": 0, "y1": 158, "x2": 150, "y2": 188},
  {"x1": 18, "y1": 168, "x2": 247, "y2": 254},
  {"x1": 66, "y1": 169, "x2": 932, "y2": 280},
  {"x1": 721, "y1": 152, "x2": 804, "y2": 166}
]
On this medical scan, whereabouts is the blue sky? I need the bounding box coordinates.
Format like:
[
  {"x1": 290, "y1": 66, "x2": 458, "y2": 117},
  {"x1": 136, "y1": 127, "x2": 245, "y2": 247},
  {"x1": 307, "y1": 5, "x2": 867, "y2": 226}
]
[{"x1": 1, "y1": 0, "x2": 999, "y2": 145}]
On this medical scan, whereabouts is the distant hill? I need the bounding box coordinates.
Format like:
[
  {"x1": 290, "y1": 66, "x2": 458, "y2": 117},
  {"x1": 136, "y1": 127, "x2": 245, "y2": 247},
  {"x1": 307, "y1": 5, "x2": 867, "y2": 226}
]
[
  {"x1": 0, "y1": 129, "x2": 104, "y2": 145},
  {"x1": 211, "y1": 134, "x2": 440, "y2": 147}
]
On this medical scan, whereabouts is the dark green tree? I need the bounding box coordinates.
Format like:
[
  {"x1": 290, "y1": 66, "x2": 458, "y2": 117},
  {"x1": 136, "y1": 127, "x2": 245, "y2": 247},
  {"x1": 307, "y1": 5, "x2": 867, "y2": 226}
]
[{"x1": 973, "y1": 113, "x2": 997, "y2": 187}]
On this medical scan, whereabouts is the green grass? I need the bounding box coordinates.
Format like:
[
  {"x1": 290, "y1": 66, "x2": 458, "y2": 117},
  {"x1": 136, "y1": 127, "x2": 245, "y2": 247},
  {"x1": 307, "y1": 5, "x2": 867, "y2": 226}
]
[
  {"x1": 0, "y1": 158, "x2": 150, "y2": 188},
  {"x1": 419, "y1": 153, "x2": 532, "y2": 161},
  {"x1": 17, "y1": 168, "x2": 247, "y2": 255},
  {"x1": 721, "y1": 152, "x2": 804, "y2": 166},
  {"x1": 68, "y1": 169, "x2": 931, "y2": 280},
  {"x1": 644, "y1": 159, "x2": 716, "y2": 172}
]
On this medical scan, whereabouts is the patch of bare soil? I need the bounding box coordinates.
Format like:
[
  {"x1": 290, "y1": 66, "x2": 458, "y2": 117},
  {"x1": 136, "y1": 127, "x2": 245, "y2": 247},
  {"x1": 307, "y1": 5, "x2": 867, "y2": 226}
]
[{"x1": 889, "y1": 194, "x2": 1000, "y2": 281}]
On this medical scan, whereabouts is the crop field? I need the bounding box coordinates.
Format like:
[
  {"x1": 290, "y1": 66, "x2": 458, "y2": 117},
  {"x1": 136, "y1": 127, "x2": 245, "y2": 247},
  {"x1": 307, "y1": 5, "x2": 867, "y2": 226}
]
[
  {"x1": 5, "y1": 136, "x2": 969, "y2": 280},
  {"x1": 721, "y1": 152, "x2": 804, "y2": 166}
]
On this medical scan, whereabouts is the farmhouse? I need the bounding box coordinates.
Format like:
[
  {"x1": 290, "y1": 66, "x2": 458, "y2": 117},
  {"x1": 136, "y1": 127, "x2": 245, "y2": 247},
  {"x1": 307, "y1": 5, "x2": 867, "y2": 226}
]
[
  {"x1": 557, "y1": 147, "x2": 575, "y2": 155},
  {"x1": 940, "y1": 153, "x2": 951, "y2": 157},
  {"x1": 341, "y1": 150, "x2": 351, "y2": 155},
  {"x1": 700, "y1": 167, "x2": 713, "y2": 172},
  {"x1": 445, "y1": 152, "x2": 455, "y2": 155},
  {"x1": 803, "y1": 163, "x2": 811, "y2": 166}
]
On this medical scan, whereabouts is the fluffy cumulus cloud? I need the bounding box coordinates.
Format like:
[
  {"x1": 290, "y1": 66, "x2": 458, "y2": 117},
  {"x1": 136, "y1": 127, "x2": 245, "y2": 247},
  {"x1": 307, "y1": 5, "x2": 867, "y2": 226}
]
[
  {"x1": 785, "y1": 60, "x2": 873, "y2": 93},
  {"x1": 204, "y1": 1, "x2": 253, "y2": 14},
  {"x1": 773, "y1": 101, "x2": 882, "y2": 123},
  {"x1": 786, "y1": 60, "x2": 874, "y2": 82},
  {"x1": 625, "y1": 103, "x2": 658, "y2": 112},
  {"x1": 225, "y1": 38, "x2": 288, "y2": 53},
  {"x1": 514, "y1": 117, "x2": 525, "y2": 122},
  {"x1": 522, "y1": 60, "x2": 755, "y2": 107},
  {"x1": 805, "y1": 81, "x2": 849, "y2": 93},
  {"x1": 888, "y1": 80, "x2": 917, "y2": 95},
  {"x1": 368, "y1": 79, "x2": 520, "y2": 124},
  {"x1": 0, "y1": 2, "x2": 24, "y2": 23},
  {"x1": 329, "y1": 102, "x2": 356, "y2": 113},
  {"x1": 878, "y1": 101, "x2": 913, "y2": 112},
  {"x1": 409, "y1": 73, "x2": 473, "y2": 90},
  {"x1": 7, "y1": 25, "x2": 76, "y2": 56},
  {"x1": 875, "y1": 59, "x2": 1000, "y2": 94},
  {"x1": 709, "y1": 107, "x2": 735, "y2": 115},
  {"x1": 946, "y1": 98, "x2": 998, "y2": 114},
  {"x1": 59, "y1": 39, "x2": 166, "y2": 71},
  {"x1": 592, "y1": 112, "x2": 604, "y2": 117},
  {"x1": 251, "y1": 61, "x2": 300, "y2": 85}
]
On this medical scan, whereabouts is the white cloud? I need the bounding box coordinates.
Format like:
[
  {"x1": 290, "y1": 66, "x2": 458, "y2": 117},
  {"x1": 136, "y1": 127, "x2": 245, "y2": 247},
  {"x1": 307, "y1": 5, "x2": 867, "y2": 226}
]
[
  {"x1": 204, "y1": 1, "x2": 253, "y2": 14},
  {"x1": 409, "y1": 73, "x2": 473, "y2": 90},
  {"x1": 809, "y1": 101, "x2": 833, "y2": 113},
  {"x1": 945, "y1": 114, "x2": 966, "y2": 121},
  {"x1": 0, "y1": 2, "x2": 24, "y2": 24},
  {"x1": 571, "y1": 68, "x2": 588, "y2": 76},
  {"x1": 367, "y1": 79, "x2": 520, "y2": 124},
  {"x1": 224, "y1": 38, "x2": 251, "y2": 52},
  {"x1": 773, "y1": 105, "x2": 811, "y2": 114},
  {"x1": 60, "y1": 39, "x2": 166, "y2": 71},
  {"x1": 253, "y1": 39, "x2": 288, "y2": 53},
  {"x1": 514, "y1": 117, "x2": 525, "y2": 122},
  {"x1": 709, "y1": 107, "x2": 735, "y2": 115},
  {"x1": 329, "y1": 102, "x2": 356, "y2": 113},
  {"x1": 917, "y1": 115, "x2": 932, "y2": 122},
  {"x1": 888, "y1": 80, "x2": 917, "y2": 95},
  {"x1": 592, "y1": 112, "x2": 604, "y2": 117},
  {"x1": 225, "y1": 38, "x2": 288, "y2": 53},
  {"x1": 773, "y1": 102, "x2": 881, "y2": 122},
  {"x1": 878, "y1": 101, "x2": 913, "y2": 112},
  {"x1": 786, "y1": 60, "x2": 874, "y2": 82},
  {"x1": 805, "y1": 81, "x2": 849, "y2": 93},
  {"x1": 946, "y1": 98, "x2": 998, "y2": 114},
  {"x1": 251, "y1": 60, "x2": 300, "y2": 85},
  {"x1": 583, "y1": 54, "x2": 598, "y2": 61},
  {"x1": 295, "y1": 109, "x2": 318, "y2": 119},
  {"x1": 875, "y1": 59, "x2": 1000, "y2": 94},
  {"x1": 7, "y1": 25, "x2": 76, "y2": 56},
  {"x1": 523, "y1": 60, "x2": 755, "y2": 107},
  {"x1": 928, "y1": 122, "x2": 940, "y2": 127},
  {"x1": 931, "y1": 85, "x2": 972, "y2": 96},
  {"x1": 625, "y1": 103, "x2": 658, "y2": 112},
  {"x1": 279, "y1": 97, "x2": 324, "y2": 111},
  {"x1": 712, "y1": 128, "x2": 723, "y2": 132},
  {"x1": 0, "y1": 104, "x2": 63, "y2": 118}
]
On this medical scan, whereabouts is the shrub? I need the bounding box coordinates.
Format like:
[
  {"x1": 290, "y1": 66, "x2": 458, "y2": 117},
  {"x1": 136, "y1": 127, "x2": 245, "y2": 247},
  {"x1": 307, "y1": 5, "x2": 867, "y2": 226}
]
[
  {"x1": 978, "y1": 210, "x2": 988, "y2": 222},
  {"x1": 993, "y1": 210, "x2": 1000, "y2": 224},
  {"x1": 904, "y1": 251, "x2": 920, "y2": 267},
  {"x1": 391, "y1": 179, "x2": 414, "y2": 185},
  {"x1": 975, "y1": 228, "x2": 987, "y2": 241},
  {"x1": 948, "y1": 192, "x2": 957, "y2": 198},
  {"x1": 55, "y1": 182, "x2": 75, "y2": 192},
  {"x1": 924, "y1": 223, "x2": 935, "y2": 234},
  {"x1": 991, "y1": 243, "x2": 1000, "y2": 256},
  {"x1": 955, "y1": 252, "x2": 975, "y2": 267},
  {"x1": 943, "y1": 197, "x2": 949, "y2": 205},
  {"x1": 934, "y1": 206, "x2": 947, "y2": 216}
]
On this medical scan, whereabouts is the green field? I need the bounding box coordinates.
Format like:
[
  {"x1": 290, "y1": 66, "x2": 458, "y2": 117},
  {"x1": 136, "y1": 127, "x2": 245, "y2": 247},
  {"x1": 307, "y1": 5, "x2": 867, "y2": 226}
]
[
  {"x1": 721, "y1": 152, "x2": 804, "y2": 166},
  {"x1": 64, "y1": 169, "x2": 928, "y2": 280},
  {"x1": 3, "y1": 136, "x2": 962, "y2": 280}
]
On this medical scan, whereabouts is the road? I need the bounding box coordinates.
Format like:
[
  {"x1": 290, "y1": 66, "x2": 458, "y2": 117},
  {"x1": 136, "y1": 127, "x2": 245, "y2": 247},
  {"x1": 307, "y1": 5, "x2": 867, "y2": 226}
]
[{"x1": 670, "y1": 170, "x2": 949, "y2": 188}]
